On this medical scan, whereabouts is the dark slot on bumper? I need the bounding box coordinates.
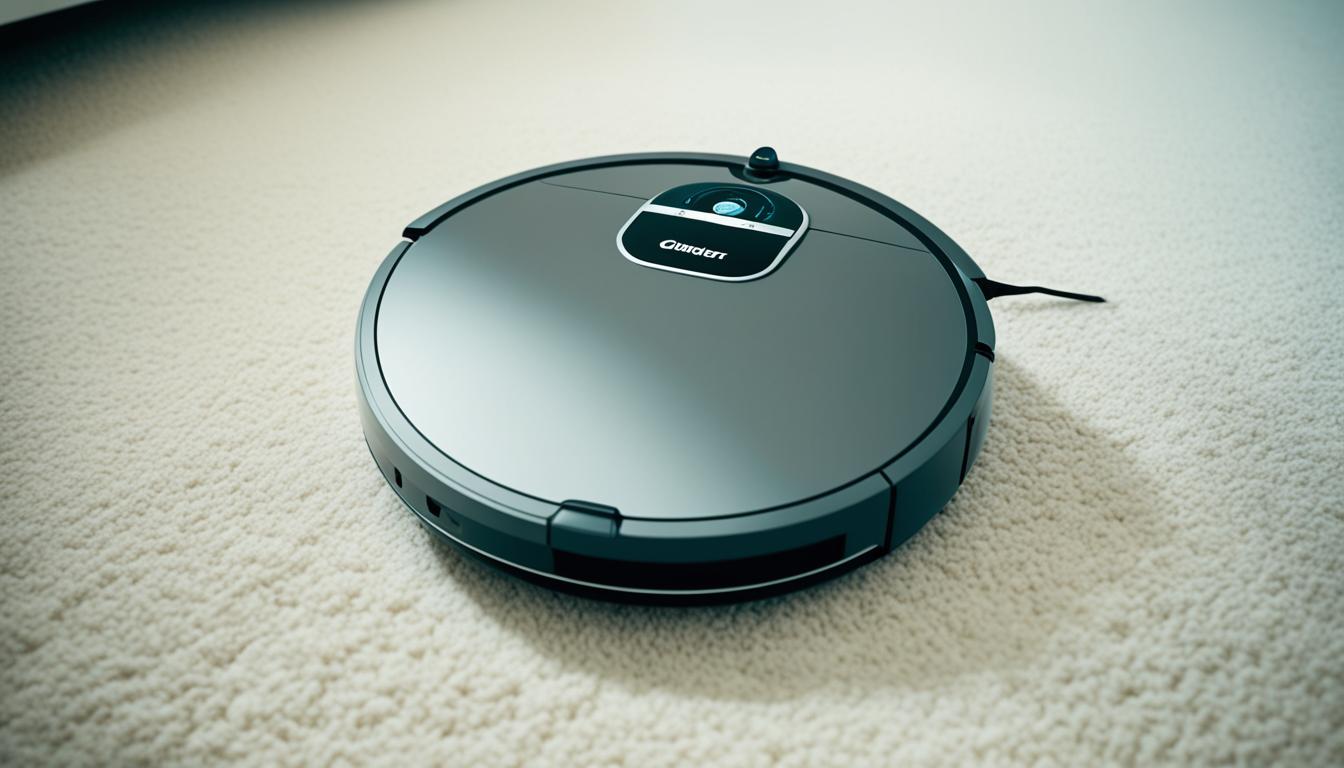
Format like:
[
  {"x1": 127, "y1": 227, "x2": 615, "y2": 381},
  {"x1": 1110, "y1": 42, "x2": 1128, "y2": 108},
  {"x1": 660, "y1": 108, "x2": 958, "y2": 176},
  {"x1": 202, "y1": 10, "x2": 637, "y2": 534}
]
[{"x1": 551, "y1": 535, "x2": 847, "y2": 591}]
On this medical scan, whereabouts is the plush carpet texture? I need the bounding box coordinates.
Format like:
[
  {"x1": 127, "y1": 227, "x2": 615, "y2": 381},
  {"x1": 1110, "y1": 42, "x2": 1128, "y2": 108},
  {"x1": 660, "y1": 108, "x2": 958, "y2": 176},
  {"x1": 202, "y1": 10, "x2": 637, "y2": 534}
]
[{"x1": 2, "y1": 1, "x2": 1341, "y2": 765}]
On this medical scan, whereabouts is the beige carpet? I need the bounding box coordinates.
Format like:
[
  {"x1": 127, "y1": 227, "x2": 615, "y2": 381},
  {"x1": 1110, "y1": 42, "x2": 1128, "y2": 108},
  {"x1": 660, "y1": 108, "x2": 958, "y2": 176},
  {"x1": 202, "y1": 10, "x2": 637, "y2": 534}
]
[{"x1": 2, "y1": 1, "x2": 1341, "y2": 764}]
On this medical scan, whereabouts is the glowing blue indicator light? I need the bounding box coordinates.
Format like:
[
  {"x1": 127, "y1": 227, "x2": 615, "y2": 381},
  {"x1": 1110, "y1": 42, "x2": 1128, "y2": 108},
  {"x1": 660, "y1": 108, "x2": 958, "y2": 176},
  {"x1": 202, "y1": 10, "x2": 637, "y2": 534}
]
[{"x1": 712, "y1": 200, "x2": 746, "y2": 216}]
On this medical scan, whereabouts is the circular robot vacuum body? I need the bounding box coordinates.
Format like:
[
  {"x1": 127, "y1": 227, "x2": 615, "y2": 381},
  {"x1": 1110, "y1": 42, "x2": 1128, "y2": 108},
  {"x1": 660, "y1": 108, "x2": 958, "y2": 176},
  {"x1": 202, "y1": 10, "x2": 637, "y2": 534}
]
[{"x1": 356, "y1": 149, "x2": 996, "y2": 603}]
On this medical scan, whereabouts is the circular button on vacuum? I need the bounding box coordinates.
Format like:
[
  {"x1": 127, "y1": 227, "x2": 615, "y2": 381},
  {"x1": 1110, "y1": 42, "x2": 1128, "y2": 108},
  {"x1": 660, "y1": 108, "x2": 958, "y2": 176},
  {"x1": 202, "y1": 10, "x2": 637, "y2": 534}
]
[
  {"x1": 357, "y1": 151, "x2": 995, "y2": 604},
  {"x1": 712, "y1": 199, "x2": 746, "y2": 216}
]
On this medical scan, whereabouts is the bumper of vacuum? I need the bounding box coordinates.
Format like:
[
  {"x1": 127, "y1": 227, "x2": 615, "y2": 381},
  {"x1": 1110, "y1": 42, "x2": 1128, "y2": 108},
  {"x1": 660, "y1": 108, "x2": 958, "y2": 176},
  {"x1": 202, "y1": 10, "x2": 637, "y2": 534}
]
[{"x1": 358, "y1": 354, "x2": 992, "y2": 605}]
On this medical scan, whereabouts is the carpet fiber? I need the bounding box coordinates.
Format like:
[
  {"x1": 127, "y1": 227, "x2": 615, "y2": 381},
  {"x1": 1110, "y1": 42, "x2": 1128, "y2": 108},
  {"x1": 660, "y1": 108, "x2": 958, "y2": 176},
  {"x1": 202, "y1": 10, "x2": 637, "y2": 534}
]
[{"x1": 2, "y1": 1, "x2": 1341, "y2": 764}]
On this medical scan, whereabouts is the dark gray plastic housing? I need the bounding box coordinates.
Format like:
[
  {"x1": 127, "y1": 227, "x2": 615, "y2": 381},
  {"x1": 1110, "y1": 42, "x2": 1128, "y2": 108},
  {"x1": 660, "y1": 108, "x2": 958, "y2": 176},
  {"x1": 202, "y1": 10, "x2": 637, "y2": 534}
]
[{"x1": 356, "y1": 152, "x2": 994, "y2": 603}]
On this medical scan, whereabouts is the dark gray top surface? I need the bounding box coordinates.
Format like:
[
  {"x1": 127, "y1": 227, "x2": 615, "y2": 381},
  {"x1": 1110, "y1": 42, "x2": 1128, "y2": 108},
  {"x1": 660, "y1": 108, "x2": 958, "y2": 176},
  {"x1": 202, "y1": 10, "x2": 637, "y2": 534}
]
[{"x1": 376, "y1": 163, "x2": 972, "y2": 520}]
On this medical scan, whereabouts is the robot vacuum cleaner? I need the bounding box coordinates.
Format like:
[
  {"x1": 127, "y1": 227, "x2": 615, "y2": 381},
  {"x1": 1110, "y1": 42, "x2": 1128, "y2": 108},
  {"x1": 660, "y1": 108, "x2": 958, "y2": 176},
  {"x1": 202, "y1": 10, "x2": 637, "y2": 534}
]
[{"x1": 356, "y1": 148, "x2": 1101, "y2": 603}]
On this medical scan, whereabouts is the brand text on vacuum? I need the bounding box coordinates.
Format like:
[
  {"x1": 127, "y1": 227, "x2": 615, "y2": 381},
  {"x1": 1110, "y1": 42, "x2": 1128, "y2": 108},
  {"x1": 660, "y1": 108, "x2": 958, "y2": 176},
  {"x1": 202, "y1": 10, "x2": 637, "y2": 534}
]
[{"x1": 659, "y1": 239, "x2": 726, "y2": 260}]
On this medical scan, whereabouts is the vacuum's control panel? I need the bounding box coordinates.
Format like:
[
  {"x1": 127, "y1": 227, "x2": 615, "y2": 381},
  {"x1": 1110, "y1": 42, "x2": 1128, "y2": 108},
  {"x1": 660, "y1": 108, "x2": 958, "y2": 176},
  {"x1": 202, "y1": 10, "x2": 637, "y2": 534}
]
[{"x1": 617, "y1": 182, "x2": 808, "y2": 281}]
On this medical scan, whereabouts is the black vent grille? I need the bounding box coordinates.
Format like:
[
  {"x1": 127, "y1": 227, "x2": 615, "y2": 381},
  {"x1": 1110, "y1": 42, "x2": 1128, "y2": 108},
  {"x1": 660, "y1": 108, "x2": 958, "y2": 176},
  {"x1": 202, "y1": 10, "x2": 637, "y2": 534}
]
[{"x1": 552, "y1": 536, "x2": 846, "y2": 591}]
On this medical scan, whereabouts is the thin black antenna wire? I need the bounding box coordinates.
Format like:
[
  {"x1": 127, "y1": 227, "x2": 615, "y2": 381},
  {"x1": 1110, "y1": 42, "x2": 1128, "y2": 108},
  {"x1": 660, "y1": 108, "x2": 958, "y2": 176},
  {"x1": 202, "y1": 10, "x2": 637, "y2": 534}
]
[{"x1": 973, "y1": 277, "x2": 1106, "y2": 303}]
